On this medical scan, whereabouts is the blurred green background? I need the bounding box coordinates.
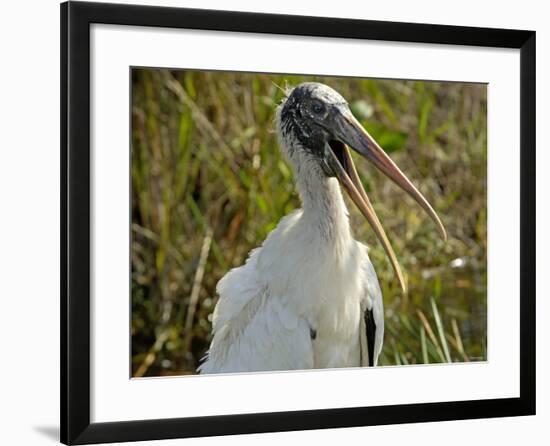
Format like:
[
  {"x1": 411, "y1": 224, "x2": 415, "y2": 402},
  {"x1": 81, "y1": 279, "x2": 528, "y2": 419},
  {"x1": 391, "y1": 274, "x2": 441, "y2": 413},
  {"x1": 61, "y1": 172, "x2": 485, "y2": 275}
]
[{"x1": 131, "y1": 68, "x2": 487, "y2": 377}]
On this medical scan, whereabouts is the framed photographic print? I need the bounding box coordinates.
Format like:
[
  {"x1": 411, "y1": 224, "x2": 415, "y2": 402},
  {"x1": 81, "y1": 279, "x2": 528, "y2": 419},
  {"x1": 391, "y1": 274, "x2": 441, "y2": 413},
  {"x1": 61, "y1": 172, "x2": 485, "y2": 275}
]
[{"x1": 61, "y1": 1, "x2": 536, "y2": 444}]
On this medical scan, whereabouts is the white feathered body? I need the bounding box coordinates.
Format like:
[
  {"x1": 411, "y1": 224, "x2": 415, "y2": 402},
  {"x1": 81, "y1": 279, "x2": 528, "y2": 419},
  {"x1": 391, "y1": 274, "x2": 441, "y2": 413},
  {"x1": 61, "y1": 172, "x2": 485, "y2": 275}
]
[{"x1": 198, "y1": 101, "x2": 384, "y2": 374}]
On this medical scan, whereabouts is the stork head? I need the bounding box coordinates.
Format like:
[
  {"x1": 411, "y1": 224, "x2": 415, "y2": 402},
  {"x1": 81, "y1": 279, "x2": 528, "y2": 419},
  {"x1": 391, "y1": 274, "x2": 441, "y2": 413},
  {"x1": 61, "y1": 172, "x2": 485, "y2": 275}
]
[{"x1": 277, "y1": 82, "x2": 446, "y2": 293}]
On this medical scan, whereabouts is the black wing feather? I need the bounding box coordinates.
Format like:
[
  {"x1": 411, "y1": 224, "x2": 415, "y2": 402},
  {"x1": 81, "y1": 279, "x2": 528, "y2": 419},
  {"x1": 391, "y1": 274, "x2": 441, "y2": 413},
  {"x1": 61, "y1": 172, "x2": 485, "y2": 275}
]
[{"x1": 364, "y1": 308, "x2": 376, "y2": 367}]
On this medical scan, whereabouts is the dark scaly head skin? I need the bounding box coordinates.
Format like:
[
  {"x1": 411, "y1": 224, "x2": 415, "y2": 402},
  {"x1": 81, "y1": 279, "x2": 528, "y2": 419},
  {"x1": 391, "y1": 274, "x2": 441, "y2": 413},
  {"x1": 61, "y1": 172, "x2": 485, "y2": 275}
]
[{"x1": 279, "y1": 82, "x2": 350, "y2": 165}]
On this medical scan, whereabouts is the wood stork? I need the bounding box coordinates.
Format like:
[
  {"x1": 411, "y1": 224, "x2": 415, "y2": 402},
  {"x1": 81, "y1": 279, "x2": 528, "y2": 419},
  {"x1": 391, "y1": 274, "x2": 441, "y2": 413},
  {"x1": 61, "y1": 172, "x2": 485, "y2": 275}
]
[{"x1": 198, "y1": 82, "x2": 446, "y2": 373}]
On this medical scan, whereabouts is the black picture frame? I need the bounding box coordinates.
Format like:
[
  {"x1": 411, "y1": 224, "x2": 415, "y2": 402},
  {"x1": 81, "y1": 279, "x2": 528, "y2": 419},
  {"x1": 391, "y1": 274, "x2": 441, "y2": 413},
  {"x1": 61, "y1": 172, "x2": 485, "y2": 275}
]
[{"x1": 61, "y1": 1, "x2": 536, "y2": 444}]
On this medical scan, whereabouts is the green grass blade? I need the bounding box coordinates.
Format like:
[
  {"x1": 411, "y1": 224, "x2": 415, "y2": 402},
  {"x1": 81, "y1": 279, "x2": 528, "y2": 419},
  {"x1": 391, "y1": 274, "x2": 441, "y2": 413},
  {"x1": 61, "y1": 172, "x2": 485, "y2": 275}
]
[{"x1": 431, "y1": 298, "x2": 451, "y2": 363}]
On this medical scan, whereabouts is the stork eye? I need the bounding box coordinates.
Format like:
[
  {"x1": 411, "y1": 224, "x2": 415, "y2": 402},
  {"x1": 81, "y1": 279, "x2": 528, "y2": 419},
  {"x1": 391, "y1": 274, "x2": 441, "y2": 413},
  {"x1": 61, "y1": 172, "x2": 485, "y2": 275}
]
[{"x1": 311, "y1": 101, "x2": 325, "y2": 115}]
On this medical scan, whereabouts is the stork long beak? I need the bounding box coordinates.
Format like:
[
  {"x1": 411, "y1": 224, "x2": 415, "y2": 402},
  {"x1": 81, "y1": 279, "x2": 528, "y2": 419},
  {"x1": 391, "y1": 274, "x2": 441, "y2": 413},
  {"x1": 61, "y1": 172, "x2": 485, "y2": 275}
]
[{"x1": 323, "y1": 110, "x2": 447, "y2": 294}]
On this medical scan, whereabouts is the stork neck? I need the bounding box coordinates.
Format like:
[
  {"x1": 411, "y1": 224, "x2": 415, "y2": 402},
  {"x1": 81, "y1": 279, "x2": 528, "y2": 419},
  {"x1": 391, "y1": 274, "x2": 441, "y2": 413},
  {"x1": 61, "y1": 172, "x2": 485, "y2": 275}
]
[{"x1": 296, "y1": 168, "x2": 352, "y2": 244}]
